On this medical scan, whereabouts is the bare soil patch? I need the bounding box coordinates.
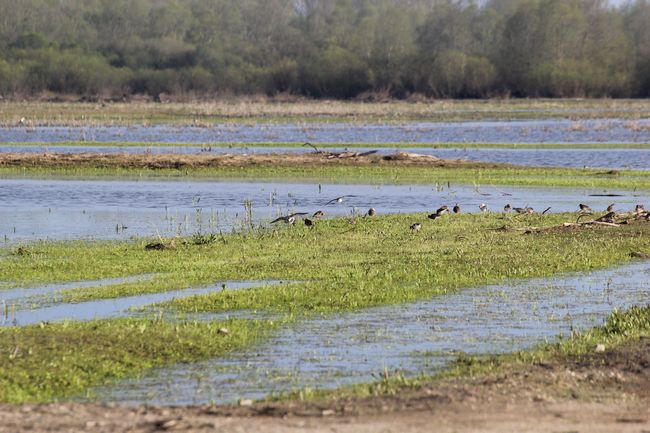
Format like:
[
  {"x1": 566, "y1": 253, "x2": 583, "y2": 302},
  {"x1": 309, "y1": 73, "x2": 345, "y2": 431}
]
[
  {"x1": 1, "y1": 337, "x2": 648, "y2": 432},
  {"x1": 0, "y1": 151, "x2": 509, "y2": 170}
]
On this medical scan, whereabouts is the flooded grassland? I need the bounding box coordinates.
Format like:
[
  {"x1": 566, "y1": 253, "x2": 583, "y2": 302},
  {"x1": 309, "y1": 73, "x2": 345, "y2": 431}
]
[
  {"x1": 0, "y1": 101, "x2": 648, "y2": 418},
  {"x1": 1, "y1": 212, "x2": 650, "y2": 403}
]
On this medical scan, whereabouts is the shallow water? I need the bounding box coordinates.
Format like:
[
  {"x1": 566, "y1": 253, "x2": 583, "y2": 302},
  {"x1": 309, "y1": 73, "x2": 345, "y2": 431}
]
[
  {"x1": 0, "y1": 274, "x2": 154, "y2": 304},
  {"x1": 2, "y1": 119, "x2": 649, "y2": 144},
  {"x1": 2, "y1": 144, "x2": 649, "y2": 170},
  {"x1": 94, "y1": 261, "x2": 650, "y2": 405},
  {"x1": 2, "y1": 178, "x2": 648, "y2": 243},
  {"x1": 0, "y1": 280, "x2": 283, "y2": 327}
]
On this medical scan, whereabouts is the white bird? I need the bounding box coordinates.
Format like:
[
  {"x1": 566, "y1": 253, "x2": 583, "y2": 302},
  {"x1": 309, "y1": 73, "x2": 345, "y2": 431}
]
[{"x1": 479, "y1": 203, "x2": 488, "y2": 212}]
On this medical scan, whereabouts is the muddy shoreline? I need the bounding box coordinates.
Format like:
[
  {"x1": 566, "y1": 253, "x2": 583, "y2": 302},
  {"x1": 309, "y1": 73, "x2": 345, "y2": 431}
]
[
  {"x1": 0, "y1": 151, "x2": 515, "y2": 170},
  {"x1": 1, "y1": 337, "x2": 648, "y2": 432}
]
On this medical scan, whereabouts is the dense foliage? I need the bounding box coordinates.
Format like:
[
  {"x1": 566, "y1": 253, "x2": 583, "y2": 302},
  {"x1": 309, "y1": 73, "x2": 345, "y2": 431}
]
[{"x1": 0, "y1": 0, "x2": 648, "y2": 99}]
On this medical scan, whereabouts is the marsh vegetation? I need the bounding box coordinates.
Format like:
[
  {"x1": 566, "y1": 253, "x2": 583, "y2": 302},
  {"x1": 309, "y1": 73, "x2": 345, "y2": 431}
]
[{"x1": 1, "y1": 212, "x2": 649, "y2": 403}]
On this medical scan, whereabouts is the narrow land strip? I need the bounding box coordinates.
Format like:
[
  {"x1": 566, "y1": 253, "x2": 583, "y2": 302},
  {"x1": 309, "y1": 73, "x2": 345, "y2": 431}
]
[{"x1": 0, "y1": 151, "x2": 647, "y2": 189}]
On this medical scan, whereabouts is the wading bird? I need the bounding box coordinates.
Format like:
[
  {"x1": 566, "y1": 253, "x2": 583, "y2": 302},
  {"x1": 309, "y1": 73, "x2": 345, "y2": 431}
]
[
  {"x1": 271, "y1": 212, "x2": 307, "y2": 224},
  {"x1": 325, "y1": 195, "x2": 355, "y2": 205},
  {"x1": 514, "y1": 206, "x2": 534, "y2": 215},
  {"x1": 435, "y1": 205, "x2": 449, "y2": 215},
  {"x1": 579, "y1": 204, "x2": 593, "y2": 213},
  {"x1": 479, "y1": 203, "x2": 488, "y2": 213}
]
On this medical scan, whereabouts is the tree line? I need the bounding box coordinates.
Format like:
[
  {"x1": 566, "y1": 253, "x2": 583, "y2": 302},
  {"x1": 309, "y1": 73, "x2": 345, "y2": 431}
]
[{"x1": 0, "y1": 0, "x2": 648, "y2": 99}]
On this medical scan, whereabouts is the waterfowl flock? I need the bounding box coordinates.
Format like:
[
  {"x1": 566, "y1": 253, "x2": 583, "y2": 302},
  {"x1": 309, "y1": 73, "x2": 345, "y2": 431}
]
[{"x1": 267, "y1": 200, "x2": 648, "y2": 232}]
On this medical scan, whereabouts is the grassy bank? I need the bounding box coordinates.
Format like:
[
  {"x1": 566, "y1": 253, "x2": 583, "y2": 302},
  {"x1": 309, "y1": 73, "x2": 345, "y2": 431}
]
[
  {"x1": 0, "y1": 317, "x2": 280, "y2": 403},
  {"x1": 1, "y1": 159, "x2": 648, "y2": 190},
  {"x1": 2, "y1": 99, "x2": 649, "y2": 126}
]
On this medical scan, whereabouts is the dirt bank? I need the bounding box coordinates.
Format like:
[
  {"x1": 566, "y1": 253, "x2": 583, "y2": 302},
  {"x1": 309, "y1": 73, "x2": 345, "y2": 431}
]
[
  {"x1": 1, "y1": 337, "x2": 648, "y2": 433},
  {"x1": 0, "y1": 151, "x2": 511, "y2": 170}
]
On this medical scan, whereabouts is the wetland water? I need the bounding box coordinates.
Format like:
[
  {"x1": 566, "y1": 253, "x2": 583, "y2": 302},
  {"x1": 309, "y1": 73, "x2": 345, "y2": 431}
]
[
  {"x1": 2, "y1": 145, "x2": 649, "y2": 170},
  {"x1": 2, "y1": 178, "x2": 649, "y2": 243},
  {"x1": 93, "y1": 261, "x2": 650, "y2": 405},
  {"x1": 0, "y1": 280, "x2": 282, "y2": 327},
  {"x1": 1, "y1": 118, "x2": 649, "y2": 144}
]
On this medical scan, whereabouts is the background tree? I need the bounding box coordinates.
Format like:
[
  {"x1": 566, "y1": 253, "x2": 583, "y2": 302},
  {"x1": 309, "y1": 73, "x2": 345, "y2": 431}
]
[{"x1": 0, "y1": 0, "x2": 644, "y2": 99}]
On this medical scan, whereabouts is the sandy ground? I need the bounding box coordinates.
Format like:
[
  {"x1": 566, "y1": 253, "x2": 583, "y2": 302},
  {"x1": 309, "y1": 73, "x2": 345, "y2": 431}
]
[
  {"x1": 1, "y1": 337, "x2": 648, "y2": 433},
  {"x1": 0, "y1": 151, "x2": 510, "y2": 170}
]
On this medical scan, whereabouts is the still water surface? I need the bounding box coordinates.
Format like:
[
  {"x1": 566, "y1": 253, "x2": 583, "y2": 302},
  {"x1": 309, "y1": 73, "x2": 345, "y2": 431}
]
[
  {"x1": 2, "y1": 178, "x2": 647, "y2": 243},
  {"x1": 93, "y1": 261, "x2": 650, "y2": 405},
  {"x1": 2, "y1": 118, "x2": 649, "y2": 144}
]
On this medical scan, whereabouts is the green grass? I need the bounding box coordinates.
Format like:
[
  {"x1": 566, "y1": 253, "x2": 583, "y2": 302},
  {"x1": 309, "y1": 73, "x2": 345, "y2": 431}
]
[
  {"x1": 3, "y1": 213, "x2": 649, "y2": 311},
  {"x1": 1, "y1": 164, "x2": 648, "y2": 190},
  {"x1": 0, "y1": 317, "x2": 281, "y2": 403},
  {"x1": 2, "y1": 141, "x2": 649, "y2": 149},
  {"x1": 1, "y1": 213, "x2": 649, "y2": 404}
]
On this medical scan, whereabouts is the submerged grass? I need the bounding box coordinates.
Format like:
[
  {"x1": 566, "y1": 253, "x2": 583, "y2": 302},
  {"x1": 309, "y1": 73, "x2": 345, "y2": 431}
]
[
  {"x1": 276, "y1": 305, "x2": 650, "y2": 402},
  {"x1": 0, "y1": 317, "x2": 281, "y2": 403},
  {"x1": 1, "y1": 164, "x2": 648, "y2": 190}
]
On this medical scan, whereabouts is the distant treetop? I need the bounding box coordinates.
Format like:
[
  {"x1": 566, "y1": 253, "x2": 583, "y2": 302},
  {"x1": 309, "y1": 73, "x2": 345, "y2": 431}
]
[{"x1": 0, "y1": 0, "x2": 648, "y2": 99}]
